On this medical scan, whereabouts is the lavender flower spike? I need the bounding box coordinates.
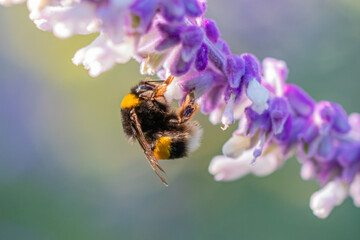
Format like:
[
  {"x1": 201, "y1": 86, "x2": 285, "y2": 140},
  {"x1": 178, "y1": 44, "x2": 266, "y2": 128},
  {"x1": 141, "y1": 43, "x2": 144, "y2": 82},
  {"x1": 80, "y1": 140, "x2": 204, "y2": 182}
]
[{"x1": 2, "y1": 0, "x2": 360, "y2": 219}]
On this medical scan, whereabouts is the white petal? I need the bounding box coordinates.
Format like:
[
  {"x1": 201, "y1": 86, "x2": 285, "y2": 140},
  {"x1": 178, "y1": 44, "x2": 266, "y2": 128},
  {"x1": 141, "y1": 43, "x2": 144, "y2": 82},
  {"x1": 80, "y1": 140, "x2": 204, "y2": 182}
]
[
  {"x1": 112, "y1": 0, "x2": 135, "y2": 8},
  {"x1": 27, "y1": 0, "x2": 48, "y2": 19},
  {"x1": 32, "y1": 2, "x2": 98, "y2": 38},
  {"x1": 246, "y1": 79, "x2": 269, "y2": 114},
  {"x1": 301, "y1": 160, "x2": 316, "y2": 180},
  {"x1": 222, "y1": 135, "x2": 251, "y2": 158},
  {"x1": 0, "y1": 0, "x2": 25, "y2": 6},
  {"x1": 209, "y1": 145, "x2": 285, "y2": 182},
  {"x1": 96, "y1": 3, "x2": 130, "y2": 44},
  {"x1": 72, "y1": 34, "x2": 135, "y2": 77},
  {"x1": 348, "y1": 113, "x2": 360, "y2": 141},
  {"x1": 349, "y1": 173, "x2": 360, "y2": 207},
  {"x1": 164, "y1": 79, "x2": 184, "y2": 103},
  {"x1": 208, "y1": 154, "x2": 252, "y2": 181},
  {"x1": 221, "y1": 94, "x2": 235, "y2": 130},
  {"x1": 53, "y1": 22, "x2": 72, "y2": 38},
  {"x1": 251, "y1": 146, "x2": 283, "y2": 176},
  {"x1": 310, "y1": 179, "x2": 348, "y2": 218},
  {"x1": 209, "y1": 107, "x2": 223, "y2": 125},
  {"x1": 233, "y1": 96, "x2": 252, "y2": 119},
  {"x1": 251, "y1": 131, "x2": 266, "y2": 163},
  {"x1": 263, "y1": 58, "x2": 288, "y2": 97}
]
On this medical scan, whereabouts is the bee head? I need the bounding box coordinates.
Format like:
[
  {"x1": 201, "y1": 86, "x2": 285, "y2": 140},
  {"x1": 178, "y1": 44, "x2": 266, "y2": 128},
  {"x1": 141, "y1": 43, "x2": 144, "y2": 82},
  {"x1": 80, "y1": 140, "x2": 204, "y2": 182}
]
[
  {"x1": 136, "y1": 82, "x2": 156, "y2": 93},
  {"x1": 130, "y1": 80, "x2": 158, "y2": 95}
]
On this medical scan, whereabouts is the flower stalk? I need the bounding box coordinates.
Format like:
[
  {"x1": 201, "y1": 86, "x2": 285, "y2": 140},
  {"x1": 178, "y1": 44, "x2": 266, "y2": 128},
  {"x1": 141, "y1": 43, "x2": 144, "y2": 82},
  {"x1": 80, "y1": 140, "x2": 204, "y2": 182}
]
[{"x1": 1, "y1": 0, "x2": 360, "y2": 218}]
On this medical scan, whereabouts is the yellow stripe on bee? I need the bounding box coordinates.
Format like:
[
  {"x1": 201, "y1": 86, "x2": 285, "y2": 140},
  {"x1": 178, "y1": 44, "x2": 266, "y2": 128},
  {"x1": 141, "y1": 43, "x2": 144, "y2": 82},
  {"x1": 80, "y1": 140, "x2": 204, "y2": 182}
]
[
  {"x1": 154, "y1": 137, "x2": 172, "y2": 159},
  {"x1": 121, "y1": 94, "x2": 141, "y2": 109}
]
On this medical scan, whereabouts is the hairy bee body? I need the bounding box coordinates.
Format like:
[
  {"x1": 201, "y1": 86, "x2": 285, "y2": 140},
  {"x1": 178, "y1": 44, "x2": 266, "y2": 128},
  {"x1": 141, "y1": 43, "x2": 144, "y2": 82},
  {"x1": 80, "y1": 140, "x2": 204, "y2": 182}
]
[{"x1": 120, "y1": 77, "x2": 202, "y2": 185}]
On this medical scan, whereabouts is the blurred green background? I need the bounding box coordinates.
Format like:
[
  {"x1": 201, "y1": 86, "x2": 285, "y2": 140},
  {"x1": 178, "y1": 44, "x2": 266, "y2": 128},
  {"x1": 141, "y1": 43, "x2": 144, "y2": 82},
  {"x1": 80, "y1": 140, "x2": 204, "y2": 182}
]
[{"x1": 1, "y1": 1, "x2": 360, "y2": 239}]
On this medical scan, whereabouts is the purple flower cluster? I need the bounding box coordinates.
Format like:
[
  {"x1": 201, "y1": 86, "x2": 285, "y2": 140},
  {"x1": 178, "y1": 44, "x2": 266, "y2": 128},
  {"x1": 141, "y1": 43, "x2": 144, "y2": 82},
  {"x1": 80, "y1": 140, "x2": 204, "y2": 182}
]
[
  {"x1": 2, "y1": 0, "x2": 360, "y2": 218},
  {"x1": 209, "y1": 58, "x2": 360, "y2": 218}
]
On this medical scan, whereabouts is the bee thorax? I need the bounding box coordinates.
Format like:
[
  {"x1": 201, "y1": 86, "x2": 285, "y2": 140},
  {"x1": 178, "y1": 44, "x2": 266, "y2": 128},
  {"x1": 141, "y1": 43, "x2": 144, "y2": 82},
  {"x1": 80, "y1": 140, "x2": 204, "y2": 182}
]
[{"x1": 121, "y1": 94, "x2": 141, "y2": 109}]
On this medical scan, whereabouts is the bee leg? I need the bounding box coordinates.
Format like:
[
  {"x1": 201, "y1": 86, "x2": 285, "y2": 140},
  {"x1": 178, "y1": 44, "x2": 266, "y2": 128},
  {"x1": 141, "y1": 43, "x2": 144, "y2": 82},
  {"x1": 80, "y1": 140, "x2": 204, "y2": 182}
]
[
  {"x1": 151, "y1": 75, "x2": 174, "y2": 99},
  {"x1": 178, "y1": 89, "x2": 199, "y2": 123},
  {"x1": 129, "y1": 109, "x2": 168, "y2": 186},
  {"x1": 164, "y1": 75, "x2": 174, "y2": 85}
]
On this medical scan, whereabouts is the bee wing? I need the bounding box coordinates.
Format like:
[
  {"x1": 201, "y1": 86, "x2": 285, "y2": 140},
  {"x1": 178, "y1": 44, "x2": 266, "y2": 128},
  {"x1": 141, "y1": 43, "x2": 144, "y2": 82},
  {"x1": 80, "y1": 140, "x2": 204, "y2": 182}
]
[{"x1": 129, "y1": 109, "x2": 168, "y2": 186}]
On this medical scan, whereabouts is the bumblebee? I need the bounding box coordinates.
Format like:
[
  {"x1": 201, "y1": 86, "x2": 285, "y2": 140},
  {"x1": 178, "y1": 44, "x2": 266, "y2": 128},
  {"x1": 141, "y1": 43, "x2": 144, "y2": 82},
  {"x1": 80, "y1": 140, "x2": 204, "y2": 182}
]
[{"x1": 121, "y1": 76, "x2": 203, "y2": 186}]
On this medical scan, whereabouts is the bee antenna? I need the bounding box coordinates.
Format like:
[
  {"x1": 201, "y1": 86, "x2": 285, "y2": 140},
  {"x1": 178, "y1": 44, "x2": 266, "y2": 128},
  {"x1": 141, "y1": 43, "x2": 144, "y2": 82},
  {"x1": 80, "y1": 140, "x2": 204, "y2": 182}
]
[{"x1": 146, "y1": 79, "x2": 165, "y2": 83}]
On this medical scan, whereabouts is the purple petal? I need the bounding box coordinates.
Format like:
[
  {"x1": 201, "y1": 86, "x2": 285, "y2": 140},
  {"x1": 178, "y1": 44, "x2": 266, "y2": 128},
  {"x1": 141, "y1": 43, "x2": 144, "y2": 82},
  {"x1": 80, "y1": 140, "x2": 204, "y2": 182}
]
[
  {"x1": 317, "y1": 164, "x2": 338, "y2": 185},
  {"x1": 299, "y1": 121, "x2": 319, "y2": 143},
  {"x1": 207, "y1": 39, "x2": 230, "y2": 71},
  {"x1": 284, "y1": 84, "x2": 315, "y2": 117},
  {"x1": 157, "y1": 23, "x2": 183, "y2": 37},
  {"x1": 223, "y1": 85, "x2": 234, "y2": 103},
  {"x1": 130, "y1": 0, "x2": 158, "y2": 32},
  {"x1": 244, "y1": 107, "x2": 271, "y2": 137},
  {"x1": 252, "y1": 132, "x2": 266, "y2": 161},
  {"x1": 288, "y1": 117, "x2": 308, "y2": 143},
  {"x1": 224, "y1": 84, "x2": 243, "y2": 102},
  {"x1": 241, "y1": 53, "x2": 261, "y2": 85},
  {"x1": 274, "y1": 115, "x2": 292, "y2": 142},
  {"x1": 315, "y1": 102, "x2": 336, "y2": 134},
  {"x1": 180, "y1": 71, "x2": 214, "y2": 97},
  {"x1": 269, "y1": 97, "x2": 290, "y2": 135},
  {"x1": 160, "y1": 0, "x2": 185, "y2": 22},
  {"x1": 208, "y1": 46, "x2": 224, "y2": 71},
  {"x1": 225, "y1": 54, "x2": 245, "y2": 89},
  {"x1": 183, "y1": 0, "x2": 203, "y2": 17},
  {"x1": 195, "y1": 43, "x2": 208, "y2": 71},
  {"x1": 245, "y1": 106, "x2": 261, "y2": 122},
  {"x1": 180, "y1": 26, "x2": 204, "y2": 62},
  {"x1": 338, "y1": 144, "x2": 360, "y2": 167},
  {"x1": 204, "y1": 18, "x2": 220, "y2": 43},
  {"x1": 341, "y1": 163, "x2": 360, "y2": 184},
  {"x1": 316, "y1": 135, "x2": 336, "y2": 162},
  {"x1": 331, "y1": 102, "x2": 351, "y2": 134},
  {"x1": 170, "y1": 54, "x2": 194, "y2": 76},
  {"x1": 317, "y1": 101, "x2": 335, "y2": 123},
  {"x1": 155, "y1": 38, "x2": 180, "y2": 52},
  {"x1": 215, "y1": 39, "x2": 231, "y2": 55},
  {"x1": 155, "y1": 23, "x2": 182, "y2": 51},
  {"x1": 201, "y1": 84, "x2": 226, "y2": 114}
]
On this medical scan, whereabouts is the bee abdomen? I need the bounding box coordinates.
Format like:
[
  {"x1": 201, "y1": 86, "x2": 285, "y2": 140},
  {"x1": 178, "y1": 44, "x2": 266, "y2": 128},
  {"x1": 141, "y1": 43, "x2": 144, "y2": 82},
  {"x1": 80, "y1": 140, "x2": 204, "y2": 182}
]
[
  {"x1": 169, "y1": 141, "x2": 187, "y2": 159},
  {"x1": 153, "y1": 136, "x2": 187, "y2": 159}
]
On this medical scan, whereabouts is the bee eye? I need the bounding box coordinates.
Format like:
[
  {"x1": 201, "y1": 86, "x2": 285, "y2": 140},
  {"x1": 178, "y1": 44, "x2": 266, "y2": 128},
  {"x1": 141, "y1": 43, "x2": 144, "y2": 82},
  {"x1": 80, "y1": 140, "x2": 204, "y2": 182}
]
[{"x1": 136, "y1": 84, "x2": 154, "y2": 93}]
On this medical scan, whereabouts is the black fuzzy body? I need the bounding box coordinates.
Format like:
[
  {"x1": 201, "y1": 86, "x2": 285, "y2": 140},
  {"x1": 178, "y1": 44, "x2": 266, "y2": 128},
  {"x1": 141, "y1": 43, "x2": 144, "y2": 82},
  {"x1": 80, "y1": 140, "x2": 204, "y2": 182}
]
[{"x1": 121, "y1": 82, "x2": 199, "y2": 159}]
